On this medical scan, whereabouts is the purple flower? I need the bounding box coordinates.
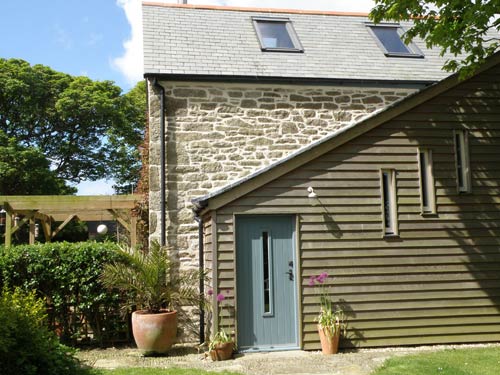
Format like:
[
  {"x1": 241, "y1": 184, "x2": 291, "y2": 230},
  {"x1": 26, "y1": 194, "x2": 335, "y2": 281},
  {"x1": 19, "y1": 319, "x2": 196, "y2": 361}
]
[
  {"x1": 217, "y1": 293, "x2": 225, "y2": 302},
  {"x1": 308, "y1": 275, "x2": 316, "y2": 286},
  {"x1": 207, "y1": 289, "x2": 213, "y2": 296},
  {"x1": 315, "y1": 272, "x2": 328, "y2": 284}
]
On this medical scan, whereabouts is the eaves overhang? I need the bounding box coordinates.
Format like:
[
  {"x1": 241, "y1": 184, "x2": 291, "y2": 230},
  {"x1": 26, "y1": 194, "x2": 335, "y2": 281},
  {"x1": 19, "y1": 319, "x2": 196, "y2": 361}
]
[{"x1": 143, "y1": 72, "x2": 436, "y2": 89}]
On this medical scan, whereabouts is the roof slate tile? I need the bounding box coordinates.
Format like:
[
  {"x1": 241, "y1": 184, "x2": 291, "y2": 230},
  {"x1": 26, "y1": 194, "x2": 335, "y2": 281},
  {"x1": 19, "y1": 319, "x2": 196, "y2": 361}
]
[{"x1": 143, "y1": 3, "x2": 454, "y2": 82}]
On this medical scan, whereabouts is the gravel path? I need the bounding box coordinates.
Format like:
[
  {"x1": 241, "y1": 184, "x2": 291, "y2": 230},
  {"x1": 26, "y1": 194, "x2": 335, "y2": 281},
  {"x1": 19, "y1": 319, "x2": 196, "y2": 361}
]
[{"x1": 76, "y1": 343, "x2": 500, "y2": 375}]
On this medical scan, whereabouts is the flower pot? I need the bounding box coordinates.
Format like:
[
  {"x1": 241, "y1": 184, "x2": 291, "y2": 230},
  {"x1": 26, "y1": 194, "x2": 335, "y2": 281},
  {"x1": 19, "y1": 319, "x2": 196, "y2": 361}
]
[
  {"x1": 209, "y1": 341, "x2": 234, "y2": 361},
  {"x1": 132, "y1": 310, "x2": 177, "y2": 354},
  {"x1": 317, "y1": 324, "x2": 340, "y2": 355}
]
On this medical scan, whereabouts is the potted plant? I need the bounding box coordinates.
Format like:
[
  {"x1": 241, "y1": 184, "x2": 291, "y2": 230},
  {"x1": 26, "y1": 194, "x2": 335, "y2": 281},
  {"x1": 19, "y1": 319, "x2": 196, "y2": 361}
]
[
  {"x1": 208, "y1": 290, "x2": 234, "y2": 361},
  {"x1": 309, "y1": 272, "x2": 346, "y2": 355},
  {"x1": 101, "y1": 242, "x2": 202, "y2": 355}
]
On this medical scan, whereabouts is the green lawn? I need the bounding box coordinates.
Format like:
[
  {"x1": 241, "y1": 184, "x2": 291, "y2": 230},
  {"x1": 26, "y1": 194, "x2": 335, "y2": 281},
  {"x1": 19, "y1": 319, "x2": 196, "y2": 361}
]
[
  {"x1": 372, "y1": 347, "x2": 500, "y2": 375},
  {"x1": 92, "y1": 368, "x2": 241, "y2": 375}
]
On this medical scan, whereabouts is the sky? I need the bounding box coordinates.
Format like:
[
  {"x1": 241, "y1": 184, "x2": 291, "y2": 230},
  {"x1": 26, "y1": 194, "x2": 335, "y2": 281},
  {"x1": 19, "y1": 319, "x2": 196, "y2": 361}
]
[{"x1": 0, "y1": 0, "x2": 375, "y2": 195}]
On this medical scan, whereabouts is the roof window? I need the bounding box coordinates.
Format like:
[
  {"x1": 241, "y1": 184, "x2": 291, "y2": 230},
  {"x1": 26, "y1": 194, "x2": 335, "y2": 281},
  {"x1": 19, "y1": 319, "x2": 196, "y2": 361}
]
[
  {"x1": 367, "y1": 24, "x2": 423, "y2": 58},
  {"x1": 252, "y1": 17, "x2": 303, "y2": 52}
]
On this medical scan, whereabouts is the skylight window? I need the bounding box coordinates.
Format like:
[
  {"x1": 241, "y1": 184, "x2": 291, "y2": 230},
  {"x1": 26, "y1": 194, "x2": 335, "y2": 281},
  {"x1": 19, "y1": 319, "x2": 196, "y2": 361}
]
[
  {"x1": 253, "y1": 17, "x2": 303, "y2": 52},
  {"x1": 367, "y1": 24, "x2": 423, "y2": 58}
]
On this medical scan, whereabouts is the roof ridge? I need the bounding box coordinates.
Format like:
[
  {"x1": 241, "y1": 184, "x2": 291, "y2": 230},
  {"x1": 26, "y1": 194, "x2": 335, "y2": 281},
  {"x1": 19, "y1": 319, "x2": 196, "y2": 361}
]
[{"x1": 142, "y1": 1, "x2": 370, "y2": 17}]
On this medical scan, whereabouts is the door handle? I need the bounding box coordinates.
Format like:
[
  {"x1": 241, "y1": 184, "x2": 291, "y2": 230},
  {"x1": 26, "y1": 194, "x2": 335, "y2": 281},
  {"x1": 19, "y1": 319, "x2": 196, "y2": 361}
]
[{"x1": 285, "y1": 269, "x2": 294, "y2": 281}]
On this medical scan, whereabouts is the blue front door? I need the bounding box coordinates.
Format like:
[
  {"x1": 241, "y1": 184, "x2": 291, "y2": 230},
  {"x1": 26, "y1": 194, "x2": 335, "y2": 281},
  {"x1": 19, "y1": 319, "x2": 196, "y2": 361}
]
[{"x1": 236, "y1": 215, "x2": 298, "y2": 351}]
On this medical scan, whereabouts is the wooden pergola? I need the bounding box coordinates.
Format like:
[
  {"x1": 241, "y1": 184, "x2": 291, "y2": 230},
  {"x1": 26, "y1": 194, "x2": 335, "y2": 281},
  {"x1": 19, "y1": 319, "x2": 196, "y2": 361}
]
[{"x1": 0, "y1": 195, "x2": 142, "y2": 247}]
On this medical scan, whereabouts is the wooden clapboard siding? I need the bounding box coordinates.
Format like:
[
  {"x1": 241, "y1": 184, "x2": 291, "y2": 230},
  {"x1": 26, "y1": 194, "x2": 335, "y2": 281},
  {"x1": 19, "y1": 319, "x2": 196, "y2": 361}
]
[{"x1": 207, "y1": 62, "x2": 500, "y2": 349}]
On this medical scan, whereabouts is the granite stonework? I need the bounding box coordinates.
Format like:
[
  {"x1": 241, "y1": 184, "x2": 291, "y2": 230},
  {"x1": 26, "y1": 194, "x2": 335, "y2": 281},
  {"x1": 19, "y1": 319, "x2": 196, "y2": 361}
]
[{"x1": 147, "y1": 81, "x2": 415, "y2": 267}]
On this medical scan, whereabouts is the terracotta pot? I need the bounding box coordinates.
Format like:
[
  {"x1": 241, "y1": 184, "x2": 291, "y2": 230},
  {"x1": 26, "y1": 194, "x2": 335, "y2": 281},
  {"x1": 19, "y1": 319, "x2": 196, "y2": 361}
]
[
  {"x1": 209, "y1": 341, "x2": 234, "y2": 361},
  {"x1": 132, "y1": 310, "x2": 177, "y2": 354},
  {"x1": 317, "y1": 324, "x2": 340, "y2": 355}
]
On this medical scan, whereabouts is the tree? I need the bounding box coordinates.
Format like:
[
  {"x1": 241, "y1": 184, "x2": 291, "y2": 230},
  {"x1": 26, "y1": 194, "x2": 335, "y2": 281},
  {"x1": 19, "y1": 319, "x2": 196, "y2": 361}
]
[
  {"x1": 370, "y1": 0, "x2": 500, "y2": 76},
  {"x1": 0, "y1": 58, "x2": 145, "y2": 188},
  {"x1": 109, "y1": 80, "x2": 147, "y2": 194},
  {"x1": 0, "y1": 131, "x2": 76, "y2": 195}
]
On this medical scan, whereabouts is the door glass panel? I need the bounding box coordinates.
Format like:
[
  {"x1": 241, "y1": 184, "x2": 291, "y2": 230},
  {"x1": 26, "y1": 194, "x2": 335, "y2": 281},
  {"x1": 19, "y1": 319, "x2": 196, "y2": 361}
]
[{"x1": 262, "y1": 231, "x2": 272, "y2": 315}]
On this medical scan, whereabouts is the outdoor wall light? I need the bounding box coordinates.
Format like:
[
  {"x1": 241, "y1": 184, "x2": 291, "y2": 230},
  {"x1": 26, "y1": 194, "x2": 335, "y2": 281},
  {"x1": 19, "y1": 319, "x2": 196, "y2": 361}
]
[
  {"x1": 14, "y1": 216, "x2": 20, "y2": 227},
  {"x1": 307, "y1": 187, "x2": 319, "y2": 206}
]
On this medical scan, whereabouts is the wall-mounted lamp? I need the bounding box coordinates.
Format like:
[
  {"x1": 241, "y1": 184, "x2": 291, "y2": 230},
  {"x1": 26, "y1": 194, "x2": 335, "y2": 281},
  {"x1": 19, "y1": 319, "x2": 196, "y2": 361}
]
[
  {"x1": 14, "y1": 216, "x2": 20, "y2": 227},
  {"x1": 307, "y1": 187, "x2": 319, "y2": 206}
]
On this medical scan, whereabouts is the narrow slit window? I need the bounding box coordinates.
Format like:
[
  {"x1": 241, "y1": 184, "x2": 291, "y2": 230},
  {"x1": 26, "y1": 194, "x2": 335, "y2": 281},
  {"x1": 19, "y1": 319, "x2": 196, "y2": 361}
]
[
  {"x1": 381, "y1": 169, "x2": 398, "y2": 236},
  {"x1": 419, "y1": 149, "x2": 436, "y2": 214},
  {"x1": 455, "y1": 130, "x2": 471, "y2": 193},
  {"x1": 262, "y1": 231, "x2": 273, "y2": 315},
  {"x1": 253, "y1": 17, "x2": 303, "y2": 52}
]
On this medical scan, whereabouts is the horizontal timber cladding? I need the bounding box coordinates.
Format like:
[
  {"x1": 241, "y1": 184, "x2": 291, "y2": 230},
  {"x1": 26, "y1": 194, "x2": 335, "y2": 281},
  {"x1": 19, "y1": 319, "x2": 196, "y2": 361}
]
[{"x1": 210, "y1": 63, "x2": 500, "y2": 349}]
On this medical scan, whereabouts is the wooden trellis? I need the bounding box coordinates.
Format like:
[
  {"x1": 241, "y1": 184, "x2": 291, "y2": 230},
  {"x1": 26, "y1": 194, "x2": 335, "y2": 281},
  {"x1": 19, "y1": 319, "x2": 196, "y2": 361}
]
[{"x1": 0, "y1": 195, "x2": 142, "y2": 247}]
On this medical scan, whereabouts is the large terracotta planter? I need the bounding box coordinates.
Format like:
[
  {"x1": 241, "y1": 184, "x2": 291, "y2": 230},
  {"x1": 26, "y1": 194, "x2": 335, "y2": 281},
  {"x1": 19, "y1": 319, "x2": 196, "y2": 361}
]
[
  {"x1": 209, "y1": 341, "x2": 234, "y2": 361},
  {"x1": 132, "y1": 310, "x2": 177, "y2": 354},
  {"x1": 317, "y1": 324, "x2": 340, "y2": 355}
]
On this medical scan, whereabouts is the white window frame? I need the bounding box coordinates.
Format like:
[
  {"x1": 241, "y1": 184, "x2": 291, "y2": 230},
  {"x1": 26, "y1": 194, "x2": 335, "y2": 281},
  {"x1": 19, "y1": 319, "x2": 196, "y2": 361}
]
[
  {"x1": 380, "y1": 169, "x2": 398, "y2": 237},
  {"x1": 454, "y1": 130, "x2": 471, "y2": 193},
  {"x1": 418, "y1": 148, "x2": 436, "y2": 215}
]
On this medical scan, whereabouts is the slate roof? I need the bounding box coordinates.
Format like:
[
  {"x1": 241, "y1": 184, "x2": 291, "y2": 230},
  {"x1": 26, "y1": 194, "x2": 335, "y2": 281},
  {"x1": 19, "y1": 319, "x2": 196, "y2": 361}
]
[{"x1": 142, "y1": 2, "x2": 452, "y2": 83}]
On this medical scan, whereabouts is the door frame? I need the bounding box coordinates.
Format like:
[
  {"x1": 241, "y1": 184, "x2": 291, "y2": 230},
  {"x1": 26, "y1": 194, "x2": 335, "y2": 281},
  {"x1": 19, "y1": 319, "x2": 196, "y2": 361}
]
[{"x1": 233, "y1": 214, "x2": 300, "y2": 352}]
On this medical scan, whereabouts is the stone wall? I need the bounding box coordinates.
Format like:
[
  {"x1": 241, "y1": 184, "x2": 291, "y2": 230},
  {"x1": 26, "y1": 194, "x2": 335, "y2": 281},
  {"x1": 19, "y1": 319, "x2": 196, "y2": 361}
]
[{"x1": 148, "y1": 81, "x2": 416, "y2": 268}]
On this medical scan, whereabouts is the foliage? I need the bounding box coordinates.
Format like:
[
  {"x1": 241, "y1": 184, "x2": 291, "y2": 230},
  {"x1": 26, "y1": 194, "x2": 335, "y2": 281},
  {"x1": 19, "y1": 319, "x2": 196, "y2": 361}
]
[
  {"x1": 309, "y1": 272, "x2": 346, "y2": 337},
  {"x1": 370, "y1": 1, "x2": 500, "y2": 77},
  {"x1": 0, "y1": 241, "x2": 128, "y2": 345},
  {"x1": 0, "y1": 58, "x2": 145, "y2": 188},
  {"x1": 372, "y1": 346, "x2": 500, "y2": 375},
  {"x1": 111, "y1": 80, "x2": 147, "y2": 194},
  {"x1": 0, "y1": 287, "x2": 90, "y2": 375},
  {"x1": 0, "y1": 130, "x2": 75, "y2": 195},
  {"x1": 101, "y1": 241, "x2": 204, "y2": 314},
  {"x1": 208, "y1": 291, "x2": 233, "y2": 350},
  {"x1": 52, "y1": 220, "x2": 89, "y2": 243}
]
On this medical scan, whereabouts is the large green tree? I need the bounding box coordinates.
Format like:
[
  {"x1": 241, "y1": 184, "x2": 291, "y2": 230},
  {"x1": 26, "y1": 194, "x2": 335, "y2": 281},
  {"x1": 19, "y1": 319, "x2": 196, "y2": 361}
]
[
  {"x1": 371, "y1": 0, "x2": 500, "y2": 76},
  {"x1": 110, "y1": 80, "x2": 147, "y2": 194},
  {"x1": 0, "y1": 130, "x2": 75, "y2": 195},
  {"x1": 0, "y1": 58, "x2": 145, "y2": 190}
]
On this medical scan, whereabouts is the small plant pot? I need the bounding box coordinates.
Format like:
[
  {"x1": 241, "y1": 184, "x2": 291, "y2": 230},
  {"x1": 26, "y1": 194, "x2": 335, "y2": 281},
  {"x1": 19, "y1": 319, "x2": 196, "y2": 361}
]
[
  {"x1": 209, "y1": 341, "x2": 234, "y2": 361},
  {"x1": 317, "y1": 324, "x2": 340, "y2": 355}
]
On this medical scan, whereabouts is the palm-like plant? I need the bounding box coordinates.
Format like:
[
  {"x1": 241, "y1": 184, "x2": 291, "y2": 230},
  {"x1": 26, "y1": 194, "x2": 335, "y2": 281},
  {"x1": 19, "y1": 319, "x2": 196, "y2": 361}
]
[{"x1": 101, "y1": 242, "x2": 202, "y2": 314}]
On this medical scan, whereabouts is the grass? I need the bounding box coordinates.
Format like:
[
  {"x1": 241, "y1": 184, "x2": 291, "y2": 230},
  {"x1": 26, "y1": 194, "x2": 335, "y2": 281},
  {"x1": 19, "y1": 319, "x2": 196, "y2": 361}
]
[
  {"x1": 90, "y1": 368, "x2": 241, "y2": 375},
  {"x1": 372, "y1": 347, "x2": 500, "y2": 375}
]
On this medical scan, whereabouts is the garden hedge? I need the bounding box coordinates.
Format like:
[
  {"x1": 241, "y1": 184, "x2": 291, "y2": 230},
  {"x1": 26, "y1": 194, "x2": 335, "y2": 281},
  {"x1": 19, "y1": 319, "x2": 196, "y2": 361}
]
[{"x1": 0, "y1": 241, "x2": 130, "y2": 346}]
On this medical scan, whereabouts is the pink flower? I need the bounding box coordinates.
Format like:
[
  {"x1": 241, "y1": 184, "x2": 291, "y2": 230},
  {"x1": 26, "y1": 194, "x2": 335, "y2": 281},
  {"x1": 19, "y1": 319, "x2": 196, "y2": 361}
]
[
  {"x1": 308, "y1": 275, "x2": 316, "y2": 286},
  {"x1": 315, "y1": 272, "x2": 328, "y2": 284},
  {"x1": 207, "y1": 289, "x2": 213, "y2": 296},
  {"x1": 217, "y1": 293, "x2": 225, "y2": 302}
]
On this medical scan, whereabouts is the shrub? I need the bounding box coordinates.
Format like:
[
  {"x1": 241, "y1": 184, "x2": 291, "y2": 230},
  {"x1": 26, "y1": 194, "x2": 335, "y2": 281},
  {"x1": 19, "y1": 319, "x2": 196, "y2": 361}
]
[
  {"x1": 0, "y1": 241, "x2": 129, "y2": 346},
  {"x1": 0, "y1": 287, "x2": 88, "y2": 375}
]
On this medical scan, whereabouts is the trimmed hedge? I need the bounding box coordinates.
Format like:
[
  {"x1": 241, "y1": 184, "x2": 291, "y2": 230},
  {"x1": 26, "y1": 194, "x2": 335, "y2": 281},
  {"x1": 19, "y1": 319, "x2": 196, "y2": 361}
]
[{"x1": 0, "y1": 241, "x2": 130, "y2": 346}]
